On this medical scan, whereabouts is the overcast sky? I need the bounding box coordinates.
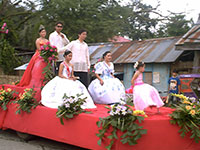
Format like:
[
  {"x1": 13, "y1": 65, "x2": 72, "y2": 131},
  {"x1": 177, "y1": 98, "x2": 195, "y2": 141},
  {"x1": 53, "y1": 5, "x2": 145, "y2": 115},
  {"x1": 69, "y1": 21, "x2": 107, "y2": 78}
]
[{"x1": 141, "y1": 0, "x2": 200, "y2": 22}]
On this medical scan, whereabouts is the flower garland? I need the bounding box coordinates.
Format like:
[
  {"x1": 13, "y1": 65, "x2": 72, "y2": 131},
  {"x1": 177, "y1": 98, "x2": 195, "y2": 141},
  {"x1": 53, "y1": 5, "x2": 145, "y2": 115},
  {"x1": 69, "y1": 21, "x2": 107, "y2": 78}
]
[
  {"x1": 13, "y1": 88, "x2": 39, "y2": 114},
  {"x1": 0, "y1": 87, "x2": 16, "y2": 110},
  {"x1": 170, "y1": 94, "x2": 200, "y2": 143},
  {"x1": 56, "y1": 93, "x2": 91, "y2": 125},
  {"x1": 39, "y1": 42, "x2": 58, "y2": 85},
  {"x1": 96, "y1": 102, "x2": 147, "y2": 150}
]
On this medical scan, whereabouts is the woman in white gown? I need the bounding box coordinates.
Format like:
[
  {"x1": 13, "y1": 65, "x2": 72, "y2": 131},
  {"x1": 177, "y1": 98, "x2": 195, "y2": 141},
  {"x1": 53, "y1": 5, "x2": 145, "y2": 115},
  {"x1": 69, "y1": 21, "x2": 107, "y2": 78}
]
[
  {"x1": 88, "y1": 51, "x2": 125, "y2": 104},
  {"x1": 41, "y1": 51, "x2": 96, "y2": 109}
]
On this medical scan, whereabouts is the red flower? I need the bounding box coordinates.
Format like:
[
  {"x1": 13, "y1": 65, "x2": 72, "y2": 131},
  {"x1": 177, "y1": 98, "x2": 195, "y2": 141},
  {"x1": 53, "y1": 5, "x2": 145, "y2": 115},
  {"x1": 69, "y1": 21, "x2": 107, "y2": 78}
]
[
  {"x1": 5, "y1": 29, "x2": 8, "y2": 34},
  {"x1": 46, "y1": 41, "x2": 50, "y2": 45},
  {"x1": 50, "y1": 49, "x2": 53, "y2": 52},
  {"x1": 45, "y1": 47, "x2": 49, "y2": 50},
  {"x1": 48, "y1": 57, "x2": 53, "y2": 61},
  {"x1": 3, "y1": 23, "x2": 7, "y2": 27},
  {"x1": 40, "y1": 46, "x2": 44, "y2": 50}
]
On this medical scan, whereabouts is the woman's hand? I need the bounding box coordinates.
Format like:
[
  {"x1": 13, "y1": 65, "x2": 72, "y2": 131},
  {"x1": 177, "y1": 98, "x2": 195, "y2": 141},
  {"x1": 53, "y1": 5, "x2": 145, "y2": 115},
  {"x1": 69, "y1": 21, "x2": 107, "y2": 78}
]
[
  {"x1": 72, "y1": 76, "x2": 77, "y2": 81},
  {"x1": 100, "y1": 79, "x2": 104, "y2": 86}
]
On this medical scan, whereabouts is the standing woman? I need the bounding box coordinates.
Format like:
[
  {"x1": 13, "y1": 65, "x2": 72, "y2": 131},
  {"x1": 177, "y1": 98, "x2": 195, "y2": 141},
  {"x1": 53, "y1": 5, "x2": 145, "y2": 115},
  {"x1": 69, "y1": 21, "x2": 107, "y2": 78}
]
[
  {"x1": 88, "y1": 51, "x2": 125, "y2": 104},
  {"x1": 17, "y1": 25, "x2": 48, "y2": 88}
]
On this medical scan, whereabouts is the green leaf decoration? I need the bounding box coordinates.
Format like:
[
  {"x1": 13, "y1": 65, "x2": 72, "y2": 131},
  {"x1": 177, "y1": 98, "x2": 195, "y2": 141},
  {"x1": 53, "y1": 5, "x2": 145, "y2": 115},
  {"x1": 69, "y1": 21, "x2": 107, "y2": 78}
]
[
  {"x1": 169, "y1": 94, "x2": 200, "y2": 143},
  {"x1": 96, "y1": 103, "x2": 147, "y2": 149},
  {"x1": 56, "y1": 93, "x2": 91, "y2": 125}
]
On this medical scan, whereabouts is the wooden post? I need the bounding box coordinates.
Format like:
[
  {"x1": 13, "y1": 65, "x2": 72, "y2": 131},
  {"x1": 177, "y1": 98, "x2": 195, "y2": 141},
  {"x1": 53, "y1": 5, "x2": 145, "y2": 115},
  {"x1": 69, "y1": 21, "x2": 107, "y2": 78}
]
[{"x1": 193, "y1": 51, "x2": 200, "y2": 73}]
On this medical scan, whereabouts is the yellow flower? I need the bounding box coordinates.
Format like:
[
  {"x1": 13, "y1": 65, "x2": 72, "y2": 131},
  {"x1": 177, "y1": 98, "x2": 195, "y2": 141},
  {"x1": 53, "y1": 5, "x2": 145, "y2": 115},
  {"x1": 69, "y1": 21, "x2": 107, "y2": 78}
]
[
  {"x1": 133, "y1": 110, "x2": 145, "y2": 116},
  {"x1": 1, "y1": 90, "x2": 5, "y2": 94},
  {"x1": 25, "y1": 88, "x2": 30, "y2": 91},
  {"x1": 183, "y1": 100, "x2": 192, "y2": 105},
  {"x1": 190, "y1": 110, "x2": 196, "y2": 116},
  {"x1": 185, "y1": 105, "x2": 192, "y2": 110},
  {"x1": 20, "y1": 95, "x2": 24, "y2": 100},
  {"x1": 7, "y1": 88, "x2": 12, "y2": 92},
  {"x1": 0, "y1": 96, "x2": 4, "y2": 100},
  {"x1": 18, "y1": 93, "x2": 24, "y2": 100}
]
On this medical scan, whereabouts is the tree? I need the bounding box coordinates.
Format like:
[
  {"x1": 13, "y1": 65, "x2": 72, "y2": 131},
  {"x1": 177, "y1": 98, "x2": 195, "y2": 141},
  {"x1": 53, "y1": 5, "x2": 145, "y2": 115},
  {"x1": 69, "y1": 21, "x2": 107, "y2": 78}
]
[
  {"x1": 37, "y1": 0, "x2": 125, "y2": 43},
  {"x1": 156, "y1": 14, "x2": 194, "y2": 37},
  {"x1": 120, "y1": 0, "x2": 159, "y2": 40}
]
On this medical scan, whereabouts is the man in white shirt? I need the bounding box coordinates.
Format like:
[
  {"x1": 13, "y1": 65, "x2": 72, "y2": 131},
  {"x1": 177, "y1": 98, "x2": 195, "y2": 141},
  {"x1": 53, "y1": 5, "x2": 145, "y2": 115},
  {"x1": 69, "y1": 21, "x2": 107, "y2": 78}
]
[
  {"x1": 59, "y1": 29, "x2": 90, "y2": 87},
  {"x1": 49, "y1": 22, "x2": 70, "y2": 75}
]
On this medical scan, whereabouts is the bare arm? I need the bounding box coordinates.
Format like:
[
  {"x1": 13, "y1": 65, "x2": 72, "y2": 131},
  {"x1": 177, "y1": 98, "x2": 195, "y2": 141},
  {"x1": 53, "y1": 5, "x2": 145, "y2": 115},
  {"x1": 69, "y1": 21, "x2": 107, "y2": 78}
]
[
  {"x1": 95, "y1": 73, "x2": 104, "y2": 85},
  {"x1": 131, "y1": 71, "x2": 140, "y2": 88},
  {"x1": 58, "y1": 63, "x2": 67, "y2": 79},
  {"x1": 111, "y1": 73, "x2": 115, "y2": 78},
  {"x1": 71, "y1": 64, "x2": 77, "y2": 81},
  {"x1": 35, "y1": 39, "x2": 41, "y2": 50}
]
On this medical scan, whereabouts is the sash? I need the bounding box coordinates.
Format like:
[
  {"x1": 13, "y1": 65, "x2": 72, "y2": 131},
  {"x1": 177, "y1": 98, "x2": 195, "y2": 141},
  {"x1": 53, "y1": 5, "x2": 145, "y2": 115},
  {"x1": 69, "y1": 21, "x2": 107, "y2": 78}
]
[{"x1": 63, "y1": 61, "x2": 71, "y2": 78}]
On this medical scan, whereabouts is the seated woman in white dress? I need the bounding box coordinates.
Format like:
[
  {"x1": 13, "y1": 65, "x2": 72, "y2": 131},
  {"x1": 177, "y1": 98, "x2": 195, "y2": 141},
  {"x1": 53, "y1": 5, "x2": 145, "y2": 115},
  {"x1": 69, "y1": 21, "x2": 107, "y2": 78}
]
[
  {"x1": 41, "y1": 51, "x2": 96, "y2": 109},
  {"x1": 88, "y1": 51, "x2": 125, "y2": 104}
]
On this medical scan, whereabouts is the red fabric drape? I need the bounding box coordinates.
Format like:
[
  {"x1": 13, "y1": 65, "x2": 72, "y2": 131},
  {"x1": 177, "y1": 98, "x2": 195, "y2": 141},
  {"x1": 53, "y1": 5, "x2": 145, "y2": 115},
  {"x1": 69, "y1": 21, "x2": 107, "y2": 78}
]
[
  {"x1": 0, "y1": 108, "x2": 7, "y2": 129},
  {"x1": 1, "y1": 104, "x2": 199, "y2": 150},
  {"x1": 17, "y1": 51, "x2": 47, "y2": 88}
]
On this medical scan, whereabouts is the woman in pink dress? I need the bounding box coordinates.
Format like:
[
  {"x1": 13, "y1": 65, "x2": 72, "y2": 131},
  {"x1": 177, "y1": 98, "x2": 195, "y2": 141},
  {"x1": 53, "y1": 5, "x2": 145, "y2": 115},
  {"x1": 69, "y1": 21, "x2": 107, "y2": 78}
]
[
  {"x1": 17, "y1": 25, "x2": 48, "y2": 88},
  {"x1": 131, "y1": 62, "x2": 164, "y2": 112}
]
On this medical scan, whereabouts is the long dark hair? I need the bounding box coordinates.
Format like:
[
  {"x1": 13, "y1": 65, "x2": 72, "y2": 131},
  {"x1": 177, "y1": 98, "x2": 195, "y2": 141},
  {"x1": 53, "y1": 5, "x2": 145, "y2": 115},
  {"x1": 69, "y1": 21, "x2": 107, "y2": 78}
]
[
  {"x1": 102, "y1": 51, "x2": 111, "y2": 60},
  {"x1": 63, "y1": 50, "x2": 72, "y2": 57}
]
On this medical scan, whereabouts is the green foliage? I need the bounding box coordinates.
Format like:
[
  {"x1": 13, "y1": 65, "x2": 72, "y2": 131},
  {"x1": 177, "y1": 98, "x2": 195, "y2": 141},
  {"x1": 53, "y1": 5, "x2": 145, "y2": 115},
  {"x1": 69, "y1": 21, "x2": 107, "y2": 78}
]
[
  {"x1": 96, "y1": 104, "x2": 147, "y2": 150},
  {"x1": 42, "y1": 63, "x2": 55, "y2": 86},
  {"x1": 169, "y1": 94, "x2": 200, "y2": 143},
  {"x1": 0, "y1": 0, "x2": 195, "y2": 50},
  {"x1": 13, "y1": 88, "x2": 39, "y2": 114},
  {"x1": 56, "y1": 93, "x2": 91, "y2": 125},
  {"x1": 0, "y1": 39, "x2": 21, "y2": 74},
  {"x1": 156, "y1": 14, "x2": 193, "y2": 37}
]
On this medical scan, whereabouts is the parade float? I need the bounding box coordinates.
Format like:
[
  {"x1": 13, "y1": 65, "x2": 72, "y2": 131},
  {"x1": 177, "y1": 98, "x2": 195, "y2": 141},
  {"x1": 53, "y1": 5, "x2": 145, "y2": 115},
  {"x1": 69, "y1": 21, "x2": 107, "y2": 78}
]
[{"x1": 0, "y1": 23, "x2": 200, "y2": 150}]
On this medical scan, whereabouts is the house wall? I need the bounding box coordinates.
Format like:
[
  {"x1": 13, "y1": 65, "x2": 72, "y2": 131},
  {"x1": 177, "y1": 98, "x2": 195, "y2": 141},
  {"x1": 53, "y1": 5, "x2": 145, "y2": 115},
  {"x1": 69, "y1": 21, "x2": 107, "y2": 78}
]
[{"x1": 123, "y1": 63, "x2": 170, "y2": 96}]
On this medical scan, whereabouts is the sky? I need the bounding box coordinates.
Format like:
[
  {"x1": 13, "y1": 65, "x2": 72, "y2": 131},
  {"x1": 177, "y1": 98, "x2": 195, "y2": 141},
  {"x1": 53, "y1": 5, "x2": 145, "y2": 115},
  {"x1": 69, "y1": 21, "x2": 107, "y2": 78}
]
[{"x1": 141, "y1": 0, "x2": 200, "y2": 22}]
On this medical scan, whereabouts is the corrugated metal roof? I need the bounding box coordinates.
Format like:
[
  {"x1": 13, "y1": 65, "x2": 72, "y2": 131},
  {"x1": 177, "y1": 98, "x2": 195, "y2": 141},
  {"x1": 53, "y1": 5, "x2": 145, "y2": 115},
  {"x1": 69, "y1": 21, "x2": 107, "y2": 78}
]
[
  {"x1": 176, "y1": 15, "x2": 200, "y2": 50},
  {"x1": 89, "y1": 37, "x2": 183, "y2": 64},
  {"x1": 176, "y1": 24, "x2": 200, "y2": 45}
]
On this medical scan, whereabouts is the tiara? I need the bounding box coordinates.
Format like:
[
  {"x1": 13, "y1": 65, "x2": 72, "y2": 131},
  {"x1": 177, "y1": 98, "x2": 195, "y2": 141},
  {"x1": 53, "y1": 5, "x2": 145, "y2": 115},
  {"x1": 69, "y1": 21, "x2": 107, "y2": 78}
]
[{"x1": 134, "y1": 61, "x2": 139, "y2": 69}]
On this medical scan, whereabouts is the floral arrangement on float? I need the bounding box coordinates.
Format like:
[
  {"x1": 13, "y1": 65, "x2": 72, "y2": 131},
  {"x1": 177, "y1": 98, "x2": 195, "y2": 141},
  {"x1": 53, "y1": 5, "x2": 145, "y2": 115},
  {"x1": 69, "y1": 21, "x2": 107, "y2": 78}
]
[
  {"x1": 39, "y1": 41, "x2": 58, "y2": 84},
  {"x1": 170, "y1": 94, "x2": 200, "y2": 143},
  {"x1": 96, "y1": 102, "x2": 147, "y2": 150},
  {"x1": 13, "y1": 88, "x2": 39, "y2": 114},
  {"x1": 56, "y1": 93, "x2": 91, "y2": 125},
  {"x1": 0, "y1": 87, "x2": 16, "y2": 110}
]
